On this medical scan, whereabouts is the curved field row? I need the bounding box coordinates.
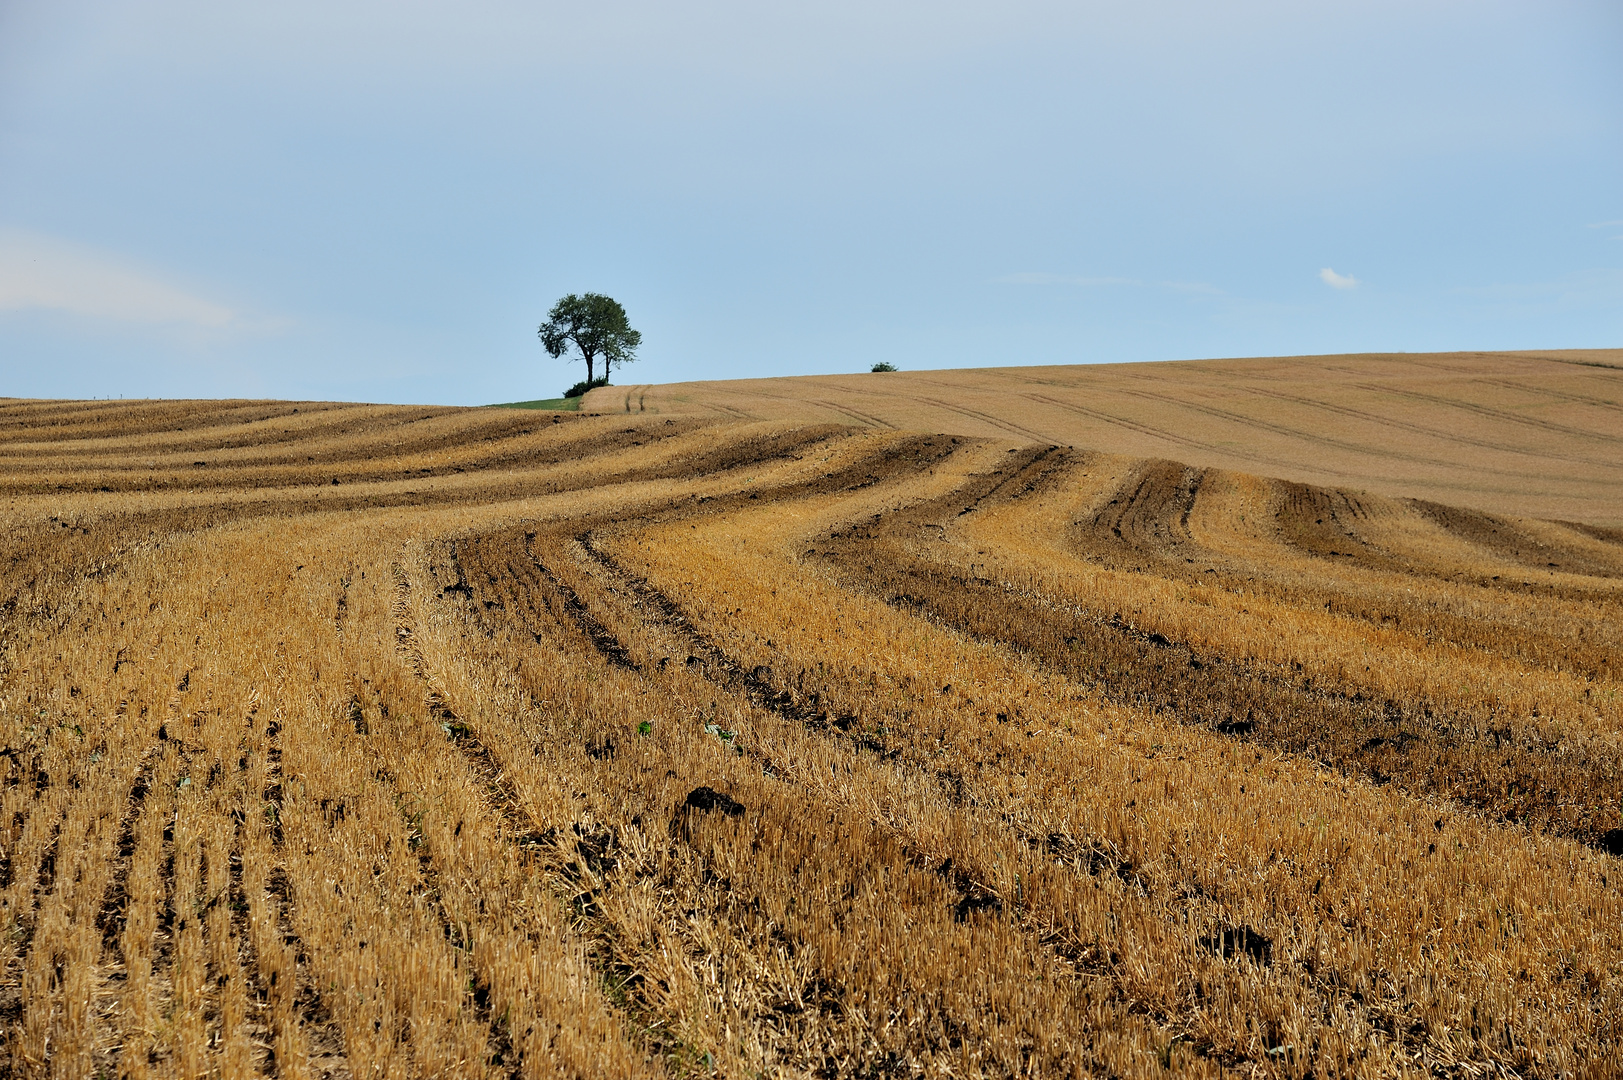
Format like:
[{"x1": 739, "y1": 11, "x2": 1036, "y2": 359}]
[{"x1": 0, "y1": 398, "x2": 1619, "y2": 1077}]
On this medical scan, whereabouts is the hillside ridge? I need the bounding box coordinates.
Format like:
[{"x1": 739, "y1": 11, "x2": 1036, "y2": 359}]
[{"x1": 585, "y1": 348, "x2": 1623, "y2": 525}]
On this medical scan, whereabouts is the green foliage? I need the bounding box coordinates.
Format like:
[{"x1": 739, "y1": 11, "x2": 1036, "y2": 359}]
[
  {"x1": 871, "y1": 362, "x2": 898, "y2": 372},
  {"x1": 538, "y1": 293, "x2": 641, "y2": 385},
  {"x1": 564, "y1": 376, "x2": 611, "y2": 399}
]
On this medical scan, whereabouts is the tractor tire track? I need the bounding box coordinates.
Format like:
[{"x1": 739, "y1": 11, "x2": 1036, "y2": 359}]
[
  {"x1": 1245, "y1": 386, "x2": 1616, "y2": 469},
  {"x1": 1107, "y1": 384, "x2": 1579, "y2": 481},
  {"x1": 906, "y1": 395, "x2": 1054, "y2": 443},
  {"x1": 1355, "y1": 383, "x2": 1623, "y2": 447},
  {"x1": 1478, "y1": 377, "x2": 1623, "y2": 415},
  {"x1": 805, "y1": 399, "x2": 897, "y2": 429},
  {"x1": 1019, "y1": 391, "x2": 1373, "y2": 480}
]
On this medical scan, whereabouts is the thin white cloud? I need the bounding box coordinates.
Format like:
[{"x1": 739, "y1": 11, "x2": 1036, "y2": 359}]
[
  {"x1": 1585, "y1": 220, "x2": 1623, "y2": 228},
  {"x1": 996, "y1": 272, "x2": 1142, "y2": 286},
  {"x1": 0, "y1": 229, "x2": 237, "y2": 327},
  {"x1": 997, "y1": 273, "x2": 1225, "y2": 295},
  {"x1": 1319, "y1": 267, "x2": 1358, "y2": 289},
  {"x1": 1158, "y1": 280, "x2": 1224, "y2": 296}
]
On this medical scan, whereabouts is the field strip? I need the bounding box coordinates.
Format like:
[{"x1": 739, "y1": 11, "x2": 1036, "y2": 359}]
[{"x1": 393, "y1": 552, "x2": 668, "y2": 1078}]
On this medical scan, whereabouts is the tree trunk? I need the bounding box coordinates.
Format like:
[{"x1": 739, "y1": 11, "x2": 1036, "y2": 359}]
[{"x1": 583, "y1": 349, "x2": 596, "y2": 384}]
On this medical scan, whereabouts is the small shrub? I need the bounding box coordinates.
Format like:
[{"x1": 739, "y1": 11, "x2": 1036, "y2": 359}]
[
  {"x1": 564, "y1": 377, "x2": 611, "y2": 398},
  {"x1": 871, "y1": 362, "x2": 898, "y2": 373}
]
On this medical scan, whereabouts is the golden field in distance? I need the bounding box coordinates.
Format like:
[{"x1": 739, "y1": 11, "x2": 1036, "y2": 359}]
[
  {"x1": 0, "y1": 354, "x2": 1620, "y2": 1077},
  {"x1": 589, "y1": 349, "x2": 1623, "y2": 525}
]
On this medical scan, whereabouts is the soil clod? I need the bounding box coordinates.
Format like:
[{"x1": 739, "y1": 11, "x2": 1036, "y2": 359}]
[{"x1": 681, "y1": 786, "x2": 745, "y2": 817}]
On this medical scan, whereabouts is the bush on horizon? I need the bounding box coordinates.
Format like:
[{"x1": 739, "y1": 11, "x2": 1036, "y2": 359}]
[{"x1": 564, "y1": 376, "x2": 611, "y2": 398}]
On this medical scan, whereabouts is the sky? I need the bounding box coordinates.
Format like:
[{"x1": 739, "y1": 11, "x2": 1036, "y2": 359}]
[{"x1": 0, "y1": 0, "x2": 1619, "y2": 405}]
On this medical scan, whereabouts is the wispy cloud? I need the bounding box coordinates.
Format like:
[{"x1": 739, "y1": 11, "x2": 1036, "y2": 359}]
[
  {"x1": 996, "y1": 273, "x2": 1224, "y2": 295},
  {"x1": 1319, "y1": 267, "x2": 1358, "y2": 289},
  {"x1": 1160, "y1": 280, "x2": 1224, "y2": 296},
  {"x1": 1584, "y1": 220, "x2": 1623, "y2": 229},
  {"x1": 0, "y1": 230, "x2": 240, "y2": 327},
  {"x1": 996, "y1": 272, "x2": 1141, "y2": 287}
]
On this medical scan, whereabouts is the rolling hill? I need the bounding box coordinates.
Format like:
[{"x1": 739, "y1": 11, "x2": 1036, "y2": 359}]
[{"x1": 587, "y1": 349, "x2": 1623, "y2": 525}]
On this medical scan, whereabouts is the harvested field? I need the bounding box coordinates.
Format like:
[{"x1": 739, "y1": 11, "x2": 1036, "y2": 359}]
[
  {"x1": 589, "y1": 349, "x2": 1623, "y2": 524},
  {"x1": 0, "y1": 385, "x2": 1620, "y2": 1077}
]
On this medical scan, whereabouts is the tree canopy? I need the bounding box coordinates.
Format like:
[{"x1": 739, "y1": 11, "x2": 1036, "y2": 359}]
[{"x1": 538, "y1": 293, "x2": 641, "y2": 388}]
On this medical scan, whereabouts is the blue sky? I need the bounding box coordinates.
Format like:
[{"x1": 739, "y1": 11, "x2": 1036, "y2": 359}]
[{"x1": 1, "y1": 0, "x2": 1619, "y2": 404}]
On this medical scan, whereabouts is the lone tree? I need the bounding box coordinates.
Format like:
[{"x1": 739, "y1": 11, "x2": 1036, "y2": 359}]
[{"x1": 538, "y1": 293, "x2": 641, "y2": 387}]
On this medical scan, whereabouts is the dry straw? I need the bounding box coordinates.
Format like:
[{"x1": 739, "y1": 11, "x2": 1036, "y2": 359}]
[{"x1": 0, "y1": 394, "x2": 1618, "y2": 1077}]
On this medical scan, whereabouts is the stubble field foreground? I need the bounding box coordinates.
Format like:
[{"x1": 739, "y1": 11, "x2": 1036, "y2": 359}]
[{"x1": 0, "y1": 386, "x2": 1620, "y2": 1078}]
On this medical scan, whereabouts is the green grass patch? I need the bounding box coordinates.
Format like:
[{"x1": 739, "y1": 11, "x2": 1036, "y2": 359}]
[{"x1": 488, "y1": 396, "x2": 581, "y2": 411}]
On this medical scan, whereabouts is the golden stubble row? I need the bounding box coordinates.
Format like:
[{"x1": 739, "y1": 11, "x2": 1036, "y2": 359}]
[
  {"x1": 945, "y1": 458, "x2": 1622, "y2": 755},
  {"x1": 599, "y1": 480, "x2": 1623, "y2": 1076}
]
